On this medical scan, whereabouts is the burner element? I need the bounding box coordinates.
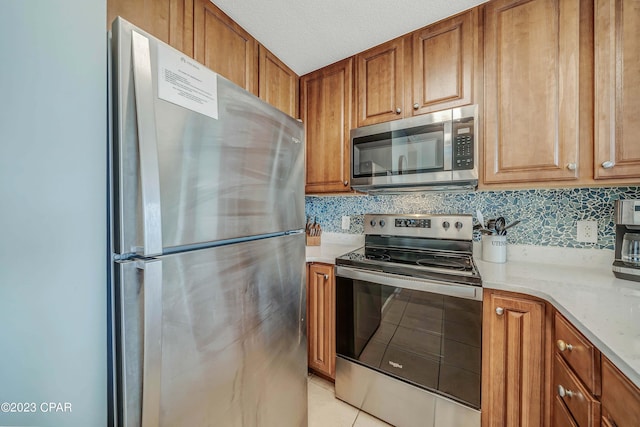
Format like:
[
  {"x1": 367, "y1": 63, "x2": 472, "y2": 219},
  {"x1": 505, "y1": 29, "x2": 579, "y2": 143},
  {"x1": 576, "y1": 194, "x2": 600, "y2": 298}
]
[
  {"x1": 416, "y1": 257, "x2": 469, "y2": 271},
  {"x1": 366, "y1": 254, "x2": 391, "y2": 261}
]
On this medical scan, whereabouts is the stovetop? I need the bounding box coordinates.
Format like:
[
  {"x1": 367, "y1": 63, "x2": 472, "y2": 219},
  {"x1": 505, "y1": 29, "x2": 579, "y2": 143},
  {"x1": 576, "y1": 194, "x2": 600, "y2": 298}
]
[{"x1": 335, "y1": 213, "x2": 482, "y2": 286}]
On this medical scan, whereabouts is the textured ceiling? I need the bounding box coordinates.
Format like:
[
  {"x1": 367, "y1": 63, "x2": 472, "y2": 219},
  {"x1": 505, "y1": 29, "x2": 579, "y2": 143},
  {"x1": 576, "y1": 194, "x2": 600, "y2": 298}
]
[{"x1": 210, "y1": 0, "x2": 488, "y2": 76}]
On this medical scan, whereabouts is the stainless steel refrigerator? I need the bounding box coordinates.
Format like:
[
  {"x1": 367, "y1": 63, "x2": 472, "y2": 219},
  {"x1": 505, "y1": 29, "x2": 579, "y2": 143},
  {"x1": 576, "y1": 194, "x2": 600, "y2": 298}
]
[{"x1": 108, "y1": 18, "x2": 307, "y2": 427}]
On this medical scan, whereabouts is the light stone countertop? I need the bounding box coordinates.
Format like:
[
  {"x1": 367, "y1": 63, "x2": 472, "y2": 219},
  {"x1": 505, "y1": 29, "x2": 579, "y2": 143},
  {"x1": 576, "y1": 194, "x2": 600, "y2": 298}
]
[
  {"x1": 305, "y1": 235, "x2": 640, "y2": 389},
  {"x1": 305, "y1": 232, "x2": 364, "y2": 264},
  {"x1": 477, "y1": 244, "x2": 640, "y2": 389}
]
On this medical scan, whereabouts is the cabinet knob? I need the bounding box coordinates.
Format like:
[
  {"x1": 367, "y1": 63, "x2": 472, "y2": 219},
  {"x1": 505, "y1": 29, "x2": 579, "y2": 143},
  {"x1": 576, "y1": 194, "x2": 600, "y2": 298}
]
[
  {"x1": 343, "y1": 180, "x2": 349, "y2": 186},
  {"x1": 557, "y1": 384, "x2": 574, "y2": 398},
  {"x1": 495, "y1": 307, "x2": 504, "y2": 316},
  {"x1": 556, "y1": 340, "x2": 573, "y2": 352},
  {"x1": 323, "y1": 274, "x2": 329, "y2": 280},
  {"x1": 396, "y1": 107, "x2": 402, "y2": 114},
  {"x1": 413, "y1": 103, "x2": 420, "y2": 110},
  {"x1": 602, "y1": 160, "x2": 615, "y2": 169},
  {"x1": 566, "y1": 163, "x2": 577, "y2": 171}
]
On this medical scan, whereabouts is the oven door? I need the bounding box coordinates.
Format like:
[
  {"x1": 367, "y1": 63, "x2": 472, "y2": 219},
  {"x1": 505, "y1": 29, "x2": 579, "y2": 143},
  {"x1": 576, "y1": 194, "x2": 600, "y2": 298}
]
[{"x1": 335, "y1": 266, "x2": 482, "y2": 409}]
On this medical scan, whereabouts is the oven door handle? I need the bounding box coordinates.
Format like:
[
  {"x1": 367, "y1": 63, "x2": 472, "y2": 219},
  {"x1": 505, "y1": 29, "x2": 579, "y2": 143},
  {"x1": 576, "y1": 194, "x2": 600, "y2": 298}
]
[{"x1": 335, "y1": 266, "x2": 482, "y2": 301}]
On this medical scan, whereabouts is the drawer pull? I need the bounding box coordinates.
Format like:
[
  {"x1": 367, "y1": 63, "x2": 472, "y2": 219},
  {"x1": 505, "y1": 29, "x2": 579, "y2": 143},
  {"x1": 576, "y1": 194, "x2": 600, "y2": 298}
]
[
  {"x1": 324, "y1": 274, "x2": 329, "y2": 280},
  {"x1": 496, "y1": 307, "x2": 504, "y2": 316},
  {"x1": 558, "y1": 384, "x2": 574, "y2": 398},
  {"x1": 556, "y1": 339, "x2": 573, "y2": 352}
]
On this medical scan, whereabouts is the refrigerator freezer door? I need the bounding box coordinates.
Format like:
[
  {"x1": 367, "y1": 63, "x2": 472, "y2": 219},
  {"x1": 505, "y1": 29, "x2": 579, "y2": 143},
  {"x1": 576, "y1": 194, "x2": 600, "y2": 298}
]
[
  {"x1": 116, "y1": 233, "x2": 307, "y2": 427},
  {"x1": 111, "y1": 18, "x2": 305, "y2": 256}
]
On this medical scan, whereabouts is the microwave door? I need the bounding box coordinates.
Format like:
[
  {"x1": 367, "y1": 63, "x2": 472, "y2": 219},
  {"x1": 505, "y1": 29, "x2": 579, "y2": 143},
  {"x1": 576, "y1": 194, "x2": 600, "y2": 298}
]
[{"x1": 391, "y1": 130, "x2": 445, "y2": 175}]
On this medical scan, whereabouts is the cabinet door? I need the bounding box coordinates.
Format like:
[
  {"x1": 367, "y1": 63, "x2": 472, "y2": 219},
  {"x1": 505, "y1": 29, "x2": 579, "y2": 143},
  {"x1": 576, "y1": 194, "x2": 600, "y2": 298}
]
[
  {"x1": 258, "y1": 45, "x2": 299, "y2": 118},
  {"x1": 107, "y1": 0, "x2": 193, "y2": 56},
  {"x1": 355, "y1": 38, "x2": 405, "y2": 127},
  {"x1": 411, "y1": 9, "x2": 476, "y2": 116},
  {"x1": 482, "y1": 291, "x2": 546, "y2": 427},
  {"x1": 301, "y1": 58, "x2": 353, "y2": 194},
  {"x1": 594, "y1": 0, "x2": 640, "y2": 180},
  {"x1": 484, "y1": 0, "x2": 582, "y2": 183},
  {"x1": 307, "y1": 263, "x2": 335, "y2": 379},
  {"x1": 193, "y1": 0, "x2": 258, "y2": 95},
  {"x1": 601, "y1": 356, "x2": 640, "y2": 427}
]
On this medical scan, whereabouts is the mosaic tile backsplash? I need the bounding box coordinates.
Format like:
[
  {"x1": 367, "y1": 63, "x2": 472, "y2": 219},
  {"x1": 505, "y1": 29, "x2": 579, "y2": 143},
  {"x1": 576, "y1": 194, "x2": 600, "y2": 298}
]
[{"x1": 305, "y1": 187, "x2": 640, "y2": 250}]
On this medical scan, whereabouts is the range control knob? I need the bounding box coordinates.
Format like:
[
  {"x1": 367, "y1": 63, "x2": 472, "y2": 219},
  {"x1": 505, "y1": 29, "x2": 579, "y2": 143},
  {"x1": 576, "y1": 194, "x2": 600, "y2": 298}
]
[
  {"x1": 442, "y1": 221, "x2": 450, "y2": 230},
  {"x1": 455, "y1": 221, "x2": 463, "y2": 230},
  {"x1": 370, "y1": 220, "x2": 377, "y2": 227},
  {"x1": 379, "y1": 220, "x2": 386, "y2": 227}
]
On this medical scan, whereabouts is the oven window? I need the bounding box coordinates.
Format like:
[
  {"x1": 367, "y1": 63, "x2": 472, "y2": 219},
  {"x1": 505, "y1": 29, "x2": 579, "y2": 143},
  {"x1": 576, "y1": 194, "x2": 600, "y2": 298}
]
[
  {"x1": 352, "y1": 124, "x2": 445, "y2": 178},
  {"x1": 335, "y1": 276, "x2": 482, "y2": 409}
]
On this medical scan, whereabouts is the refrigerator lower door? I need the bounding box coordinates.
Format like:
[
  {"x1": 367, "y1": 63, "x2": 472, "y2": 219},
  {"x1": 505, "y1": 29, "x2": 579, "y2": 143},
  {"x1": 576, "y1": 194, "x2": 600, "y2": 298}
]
[{"x1": 116, "y1": 233, "x2": 307, "y2": 427}]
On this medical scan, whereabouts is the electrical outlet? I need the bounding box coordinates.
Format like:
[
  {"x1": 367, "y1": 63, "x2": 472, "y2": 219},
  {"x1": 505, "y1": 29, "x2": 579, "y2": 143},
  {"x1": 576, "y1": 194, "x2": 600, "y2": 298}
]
[
  {"x1": 576, "y1": 220, "x2": 598, "y2": 243},
  {"x1": 341, "y1": 216, "x2": 350, "y2": 230}
]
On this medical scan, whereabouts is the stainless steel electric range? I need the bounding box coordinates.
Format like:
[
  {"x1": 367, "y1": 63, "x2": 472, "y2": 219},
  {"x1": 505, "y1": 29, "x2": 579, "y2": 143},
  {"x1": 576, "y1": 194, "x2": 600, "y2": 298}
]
[{"x1": 334, "y1": 213, "x2": 482, "y2": 427}]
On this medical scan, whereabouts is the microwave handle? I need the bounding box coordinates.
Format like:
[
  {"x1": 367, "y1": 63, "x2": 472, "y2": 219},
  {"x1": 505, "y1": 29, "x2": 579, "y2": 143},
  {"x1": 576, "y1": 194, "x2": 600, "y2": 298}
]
[
  {"x1": 443, "y1": 120, "x2": 452, "y2": 171},
  {"x1": 398, "y1": 155, "x2": 407, "y2": 175}
]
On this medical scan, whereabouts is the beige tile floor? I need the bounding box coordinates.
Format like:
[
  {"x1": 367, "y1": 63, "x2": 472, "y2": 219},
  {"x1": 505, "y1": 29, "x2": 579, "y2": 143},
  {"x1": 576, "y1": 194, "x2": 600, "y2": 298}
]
[{"x1": 307, "y1": 373, "x2": 393, "y2": 427}]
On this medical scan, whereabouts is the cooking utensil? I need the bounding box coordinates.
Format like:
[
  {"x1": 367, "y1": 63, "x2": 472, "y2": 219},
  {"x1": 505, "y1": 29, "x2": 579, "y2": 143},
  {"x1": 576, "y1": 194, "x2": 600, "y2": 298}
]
[
  {"x1": 476, "y1": 209, "x2": 485, "y2": 229},
  {"x1": 495, "y1": 217, "x2": 506, "y2": 235},
  {"x1": 500, "y1": 220, "x2": 521, "y2": 235}
]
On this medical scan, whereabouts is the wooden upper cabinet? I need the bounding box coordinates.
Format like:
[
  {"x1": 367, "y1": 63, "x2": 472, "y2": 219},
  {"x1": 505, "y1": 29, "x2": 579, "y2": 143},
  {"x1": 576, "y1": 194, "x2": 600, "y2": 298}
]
[
  {"x1": 483, "y1": 0, "x2": 583, "y2": 184},
  {"x1": 355, "y1": 38, "x2": 405, "y2": 127},
  {"x1": 107, "y1": 0, "x2": 194, "y2": 56},
  {"x1": 193, "y1": 0, "x2": 258, "y2": 95},
  {"x1": 594, "y1": 0, "x2": 640, "y2": 180},
  {"x1": 301, "y1": 58, "x2": 354, "y2": 194},
  {"x1": 411, "y1": 9, "x2": 476, "y2": 116},
  {"x1": 259, "y1": 45, "x2": 299, "y2": 118},
  {"x1": 482, "y1": 290, "x2": 547, "y2": 427}
]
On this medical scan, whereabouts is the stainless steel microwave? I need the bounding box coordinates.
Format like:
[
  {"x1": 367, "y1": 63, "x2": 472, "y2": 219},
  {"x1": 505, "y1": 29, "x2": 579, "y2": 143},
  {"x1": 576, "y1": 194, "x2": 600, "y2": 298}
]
[{"x1": 350, "y1": 105, "x2": 478, "y2": 193}]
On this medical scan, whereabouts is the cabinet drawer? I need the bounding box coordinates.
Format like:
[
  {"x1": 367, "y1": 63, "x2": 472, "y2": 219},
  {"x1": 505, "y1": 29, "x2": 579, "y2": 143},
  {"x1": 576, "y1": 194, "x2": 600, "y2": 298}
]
[
  {"x1": 554, "y1": 354, "x2": 600, "y2": 427},
  {"x1": 555, "y1": 313, "x2": 601, "y2": 394},
  {"x1": 554, "y1": 395, "x2": 579, "y2": 427},
  {"x1": 601, "y1": 356, "x2": 640, "y2": 427}
]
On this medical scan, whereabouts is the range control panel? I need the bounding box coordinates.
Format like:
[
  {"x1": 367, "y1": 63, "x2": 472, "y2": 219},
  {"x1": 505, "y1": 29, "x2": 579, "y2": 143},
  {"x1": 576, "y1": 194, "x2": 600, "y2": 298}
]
[
  {"x1": 365, "y1": 214, "x2": 473, "y2": 240},
  {"x1": 395, "y1": 218, "x2": 431, "y2": 228}
]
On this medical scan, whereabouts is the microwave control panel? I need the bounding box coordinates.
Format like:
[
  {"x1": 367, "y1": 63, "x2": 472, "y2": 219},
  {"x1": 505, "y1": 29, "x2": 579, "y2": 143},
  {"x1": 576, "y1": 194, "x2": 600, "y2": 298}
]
[{"x1": 453, "y1": 122, "x2": 475, "y2": 170}]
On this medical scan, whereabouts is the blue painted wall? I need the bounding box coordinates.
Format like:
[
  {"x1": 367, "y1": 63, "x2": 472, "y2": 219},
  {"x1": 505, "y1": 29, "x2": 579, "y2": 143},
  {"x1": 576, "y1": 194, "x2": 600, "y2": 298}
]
[
  {"x1": 306, "y1": 187, "x2": 640, "y2": 250},
  {"x1": 0, "y1": 1, "x2": 107, "y2": 426}
]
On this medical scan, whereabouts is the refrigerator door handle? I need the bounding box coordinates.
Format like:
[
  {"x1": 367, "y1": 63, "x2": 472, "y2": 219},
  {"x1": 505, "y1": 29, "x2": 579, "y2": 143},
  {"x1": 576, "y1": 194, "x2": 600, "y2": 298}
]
[
  {"x1": 136, "y1": 259, "x2": 163, "y2": 427},
  {"x1": 131, "y1": 30, "x2": 163, "y2": 257}
]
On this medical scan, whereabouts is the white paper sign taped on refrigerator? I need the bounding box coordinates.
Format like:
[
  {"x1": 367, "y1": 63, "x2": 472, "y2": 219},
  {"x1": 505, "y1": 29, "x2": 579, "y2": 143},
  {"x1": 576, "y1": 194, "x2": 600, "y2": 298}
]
[{"x1": 157, "y1": 43, "x2": 218, "y2": 119}]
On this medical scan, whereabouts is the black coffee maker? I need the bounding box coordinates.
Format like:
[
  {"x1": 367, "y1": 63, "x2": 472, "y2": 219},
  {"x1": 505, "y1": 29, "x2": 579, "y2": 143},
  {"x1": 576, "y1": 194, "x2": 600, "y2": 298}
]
[{"x1": 613, "y1": 200, "x2": 640, "y2": 282}]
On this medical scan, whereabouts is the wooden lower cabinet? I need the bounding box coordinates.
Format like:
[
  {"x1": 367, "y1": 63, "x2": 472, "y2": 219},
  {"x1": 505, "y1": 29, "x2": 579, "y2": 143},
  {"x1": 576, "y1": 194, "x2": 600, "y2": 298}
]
[
  {"x1": 482, "y1": 289, "x2": 550, "y2": 427},
  {"x1": 555, "y1": 395, "x2": 580, "y2": 427},
  {"x1": 601, "y1": 356, "x2": 640, "y2": 427},
  {"x1": 551, "y1": 312, "x2": 640, "y2": 427},
  {"x1": 306, "y1": 263, "x2": 336, "y2": 380},
  {"x1": 554, "y1": 353, "x2": 601, "y2": 427}
]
